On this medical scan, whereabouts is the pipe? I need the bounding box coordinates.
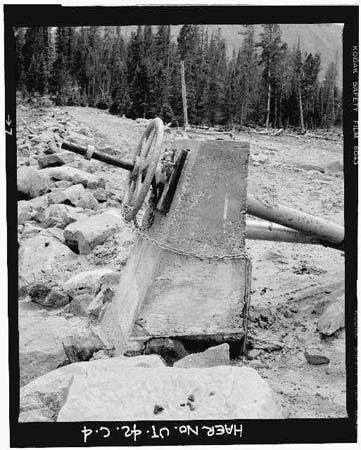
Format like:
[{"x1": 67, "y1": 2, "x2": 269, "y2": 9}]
[
  {"x1": 247, "y1": 195, "x2": 344, "y2": 246},
  {"x1": 61, "y1": 141, "x2": 134, "y2": 172},
  {"x1": 245, "y1": 219, "x2": 343, "y2": 250}
]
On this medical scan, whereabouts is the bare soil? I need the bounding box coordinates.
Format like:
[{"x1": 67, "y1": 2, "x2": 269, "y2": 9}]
[{"x1": 19, "y1": 105, "x2": 346, "y2": 419}]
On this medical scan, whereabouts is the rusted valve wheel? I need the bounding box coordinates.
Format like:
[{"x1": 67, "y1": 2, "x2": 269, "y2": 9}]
[{"x1": 123, "y1": 117, "x2": 165, "y2": 221}]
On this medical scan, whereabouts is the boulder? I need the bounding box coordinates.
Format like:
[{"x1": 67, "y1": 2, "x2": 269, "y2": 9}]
[
  {"x1": 48, "y1": 184, "x2": 85, "y2": 206},
  {"x1": 62, "y1": 328, "x2": 107, "y2": 362},
  {"x1": 27, "y1": 194, "x2": 49, "y2": 212},
  {"x1": 92, "y1": 188, "x2": 108, "y2": 203},
  {"x1": 18, "y1": 200, "x2": 33, "y2": 225},
  {"x1": 38, "y1": 154, "x2": 65, "y2": 169},
  {"x1": 29, "y1": 283, "x2": 70, "y2": 307},
  {"x1": 76, "y1": 191, "x2": 98, "y2": 209},
  {"x1": 57, "y1": 365, "x2": 282, "y2": 421},
  {"x1": 174, "y1": 344, "x2": 230, "y2": 368},
  {"x1": 17, "y1": 166, "x2": 50, "y2": 198},
  {"x1": 38, "y1": 204, "x2": 87, "y2": 229},
  {"x1": 62, "y1": 268, "x2": 114, "y2": 298},
  {"x1": 67, "y1": 294, "x2": 94, "y2": 317},
  {"x1": 56, "y1": 151, "x2": 76, "y2": 164},
  {"x1": 19, "y1": 235, "x2": 75, "y2": 297},
  {"x1": 40, "y1": 166, "x2": 101, "y2": 188},
  {"x1": 144, "y1": 338, "x2": 188, "y2": 365},
  {"x1": 87, "y1": 293, "x2": 104, "y2": 318},
  {"x1": 19, "y1": 300, "x2": 73, "y2": 387},
  {"x1": 318, "y1": 299, "x2": 345, "y2": 336},
  {"x1": 63, "y1": 210, "x2": 124, "y2": 254},
  {"x1": 19, "y1": 355, "x2": 166, "y2": 422}
]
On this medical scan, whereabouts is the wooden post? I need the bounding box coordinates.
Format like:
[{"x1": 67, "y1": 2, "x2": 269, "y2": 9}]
[{"x1": 180, "y1": 60, "x2": 189, "y2": 130}]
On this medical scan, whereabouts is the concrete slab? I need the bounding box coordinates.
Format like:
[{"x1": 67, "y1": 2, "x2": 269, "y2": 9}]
[{"x1": 100, "y1": 140, "x2": 251, "y2": 353}]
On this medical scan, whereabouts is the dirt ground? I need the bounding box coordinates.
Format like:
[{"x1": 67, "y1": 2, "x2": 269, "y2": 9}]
[{"x1": 18, "y1": 105, "x2": 346, "y2": 419}]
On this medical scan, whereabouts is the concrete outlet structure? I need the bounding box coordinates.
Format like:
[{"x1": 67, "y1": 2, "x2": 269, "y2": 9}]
[{"x1": 100, "y1": 139, "x2": 251, "y2": 354}]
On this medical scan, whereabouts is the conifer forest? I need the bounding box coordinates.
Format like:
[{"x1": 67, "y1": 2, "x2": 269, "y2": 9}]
[{"x1": 15, "y1": 24, "x2": 342, "y2": 131}]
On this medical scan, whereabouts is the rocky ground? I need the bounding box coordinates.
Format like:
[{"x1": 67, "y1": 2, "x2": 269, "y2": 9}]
[{"x1": 16, "y1": 101, "x2": 346, "y2": 421}]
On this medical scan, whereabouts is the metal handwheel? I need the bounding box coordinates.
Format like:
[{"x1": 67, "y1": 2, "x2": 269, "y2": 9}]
[{"x1": 123, "y1": 117, "x2": 165, "y2": 221}]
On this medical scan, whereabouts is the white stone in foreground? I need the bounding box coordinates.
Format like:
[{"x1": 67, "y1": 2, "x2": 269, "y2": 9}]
[
  {"x1": 57, "y1": 366, "x2": 282, "y2": 421},
  {"x1": 19, "y1": 355, "x2": 166, "y2": 422}
]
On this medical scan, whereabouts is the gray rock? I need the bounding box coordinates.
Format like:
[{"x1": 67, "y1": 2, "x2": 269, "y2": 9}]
[
  {"x1": 68, "y1": 294, "x2": 94, "y2": 317},
  {"x1": 76, "y1": 191, "x2": 98, "y2": 209},
  {"x1": 144, "y1": 338, "x2": 188, "y2": 365},
  {"x1": 63, "y1": 209, "x2": 124, "y2": 254},
  {"x1": 56, "y1": 151, "x2": 76, "y2": 164},
  {"x1": 38, "y1": 154, "x2": 65, "y2": 169},
  {"x1": 247, "y1": 349, "x2": 262, "y2": 360},
  {"x1": 318, "y1": 300, "x2": 344, "y2": 336},
  {"x1": 27, "y1": 194, "x2": 49, "y2": 212},
  {"x1": 43, "y1": 141, "x2": 59, "y2": 154},
  {"x1": 18, "y1": 200, "x2": 33, "y2": 224},
  {"x1": 31, "y1": 130, "x2": 54, "y2": 144},
  {"x1": 19, "y1": 355, "x2": 166, "y2": 422},
  {"x1": 18, "y1": 166, "x2": 50, "y2": 198},
  {"x1": 89, "y1": 349, "x2": 111, "y2": 361},
  {"x1": 174, "y1": 344, "x2": 230, "y2": 368},
  {"x1": 62, "y1": 268, "x2": 114, "y2": 298},
  {"x1": 48, "y1": 183, "x2": 86, "y2": 206},
  {"x1": 29, "y1": 283, "x2": 70, "y2": 307},
  {"x1": 40, "y1": 166, "x2": 100, "y2": 188},
  {"x1": 39, "y1": 204, "x2": 87, "y2": 229},
  {"x1": 62, "y1": 328, "x2": 108, "y2": 362},
  {"x1": 57, "y1": 365, "x2": 282, "y2": 421},
  {"x1": 92, "y1": 188, "x2": 108, "y2": 202},
  {"x1": 19, "y1": 235, "x2": 75, "y2": 297},
  {"x1": 19, "y1": 300, "x2": 72, "y2": 387},
  {"x1": 87, "y1": 292, "x2": 105, "y2": 318}
]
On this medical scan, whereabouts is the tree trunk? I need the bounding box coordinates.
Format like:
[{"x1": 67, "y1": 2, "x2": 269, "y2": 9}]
[
  {"x1": 274, "y1": 90, "x2": 277, "y2": 128},
  {"x1": 265, "y1": 77, "x2": 271, "y2": 129},
  {"x1": 298, "y1": 84, "x2": 305, "y2": 131},
  {"x1": 180, "y1": 60, "x2": 189, "y2": 129}
]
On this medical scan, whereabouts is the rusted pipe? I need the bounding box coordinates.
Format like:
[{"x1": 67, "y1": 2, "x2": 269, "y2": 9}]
[
  {"x1": 247, "y1": 195, "x2": 344, "y2": 246},
  {"x1": 245, "y1": 219, "x2": 343, "y2": 250}
]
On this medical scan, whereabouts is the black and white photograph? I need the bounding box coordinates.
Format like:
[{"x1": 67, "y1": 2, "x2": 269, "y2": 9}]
[{"x1": 4, "y1": 3, "x2": 358, "y2": 447}]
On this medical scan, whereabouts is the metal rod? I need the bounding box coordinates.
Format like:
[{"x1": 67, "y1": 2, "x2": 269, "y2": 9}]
[
  {"x1": 247, "y1": 195, "x2": 344, "y2": 246},
  {"x1": 61, "y1": 141, "x2": 134, "y2": 172},
  {"x1": 245, "y1": 219, "x2": 343, "y2": 250}
]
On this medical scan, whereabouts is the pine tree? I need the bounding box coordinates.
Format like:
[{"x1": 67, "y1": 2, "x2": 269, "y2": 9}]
[
  {"x1": 291, "y1": 40, "x2": 305, "y2": 131},
  {"x1": 202, "y1": 29, "x2": 227, "y2": 126},
  {"x1": 22, "y1": 27, "x2": 51, "y2": 94},
  {"x1": 302, "y1": 53, "x2": 321, "y2": 128},
  {"x1": 322, "y1": 60, "x2": 337, "y2": 130},
  {"x1": 257, "y1": 24, "x2": 287, "y2": 128},
  {"x1": 14, "y1": 27, "x2": 26, "y2": 90}
]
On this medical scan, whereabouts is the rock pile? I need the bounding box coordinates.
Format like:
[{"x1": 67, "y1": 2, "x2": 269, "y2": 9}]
[{"x1": 17, "y1": 105, "x2": 135, "y2": 389}]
